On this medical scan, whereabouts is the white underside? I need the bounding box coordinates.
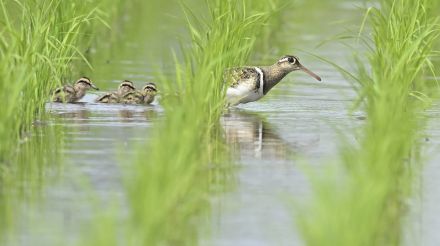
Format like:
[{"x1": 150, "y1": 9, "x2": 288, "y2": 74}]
[
  {"x1": 226, "y1": 86, "x2": 263, "y2": 105},
  {"x1": 226, "y1": 67, "x2": 264, "y2": 106}
]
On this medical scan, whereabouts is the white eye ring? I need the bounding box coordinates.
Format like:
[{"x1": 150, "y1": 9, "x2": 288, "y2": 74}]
[{"x1": 288, "y1": 57, "x2": 296, "y2": 63}]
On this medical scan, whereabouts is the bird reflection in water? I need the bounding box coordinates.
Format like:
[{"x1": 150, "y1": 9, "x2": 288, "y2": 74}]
[
  {"x1": 118, "y1": 107, "x2": 158, "y2": 122},
  {"x1": 49, "y1": 102, "x2": 159, "y2": 124},
  {"x1": 55, "y1": 108, "x2": 90, "y2": 122},
  {"x1": 221, "y1": 110, "x2": 292, "y2": 160},
  {"x1": 51, "y1": 107, "x2": 91, "y2": 132},
  {"x1": 118, "y1": 109, "x2": 135, "y2": 121}
]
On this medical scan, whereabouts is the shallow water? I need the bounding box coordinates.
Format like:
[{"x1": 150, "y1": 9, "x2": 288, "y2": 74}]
[
  {"x1": 207, "y1": 2, "x2": 361, "y2": 245},
  {"x1": 7, "y1": 0, "x2": 440, "y2": 245}
]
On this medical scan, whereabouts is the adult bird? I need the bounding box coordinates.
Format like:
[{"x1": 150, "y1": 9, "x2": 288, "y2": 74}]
[{"x1": 225, "y1": 55, "x2": 321, "y2": 106}]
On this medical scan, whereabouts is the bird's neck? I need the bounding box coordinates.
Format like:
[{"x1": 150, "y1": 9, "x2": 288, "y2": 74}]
[{"x1": 261, "y1": 65, "x2": 290, "y2": 95}]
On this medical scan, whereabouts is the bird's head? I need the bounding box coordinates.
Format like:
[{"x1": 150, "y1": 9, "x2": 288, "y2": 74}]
[
  {"x1": 118, "y1": 80, "x2": 136, "y2": 94},
  {"x1": 75, "y1": 77, "x2": 99, "y2": 90},
  {"x1": 142, "y1": 82, "x2": 158, "y2": 96},
  {"x1": 277, "y1": 55, "x2": 321, "y2": 81}
]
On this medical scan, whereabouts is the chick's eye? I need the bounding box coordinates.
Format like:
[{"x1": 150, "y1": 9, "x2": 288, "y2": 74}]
[{"x1": 288, "y1": 57, "x2": 295, "y2": 64}]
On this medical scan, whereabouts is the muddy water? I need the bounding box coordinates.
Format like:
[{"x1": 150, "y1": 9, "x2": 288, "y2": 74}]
[{"x1": 10, "y1": 0, "x2": 440, "y2": 245}]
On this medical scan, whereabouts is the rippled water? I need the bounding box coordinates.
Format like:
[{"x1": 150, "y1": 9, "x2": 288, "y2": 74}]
[
  {"x1": 10, "y1": 0, "x2": 440, "y2": 245},
  {"x1": 208, "y1": 2, "x2": 361, "y2": 245}
]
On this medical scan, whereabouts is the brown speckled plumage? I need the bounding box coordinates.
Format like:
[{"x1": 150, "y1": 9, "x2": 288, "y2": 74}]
[
  {"x1": 225, "y1": 55, "x2": 321, "y2": 105},
  {"x1": 96, "y1": 80, "x2": 136, "y2": 104},
  {"x1": 53, "y1": 77, "x2": 99, "y2": 103},
  {"x1": 95, "y1": 93, "x2": 119, "y2": 103},
  {"x1": 119, "y1": 82, "x2": 157, "y2": 105}
]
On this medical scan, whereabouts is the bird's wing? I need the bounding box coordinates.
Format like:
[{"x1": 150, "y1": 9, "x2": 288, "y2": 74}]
[
  {"x1": 52, "y1": 85, "x2": 75, "y2": 102},
  {"x1": 96, "y1": 93, "x2": 112, "y2": 103},
  {"x1": 53, "y1": 85, "x2": 73, "y2": 95},
  {"x1": 224, "y1": 67, "x2": 262, "y2": 105},
  {"x1": 224, "y1": 67, "x2": 260, "y2": 91},
  {"x1": 63, "y1": 85, "x2": 75, "y2": 94},
  {"x1": 122, "y1": 91, "x2": 142, "y2": 97},
  {"x1": 120, "y1": 91, "x2": 143, "y2": 103}
]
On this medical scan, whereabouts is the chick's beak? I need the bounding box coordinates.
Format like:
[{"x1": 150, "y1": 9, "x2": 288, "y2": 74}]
[
  {"x1": 91, "y1": 83, "x2": 99, "y2": 90},
  {"x1": 299, "y1": 64, "x2": 322, "y2": 82}
]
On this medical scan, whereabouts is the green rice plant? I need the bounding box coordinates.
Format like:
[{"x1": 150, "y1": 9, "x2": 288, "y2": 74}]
[
  {"x1": 0, "y1": 0, "x2": 92, "y2": 237},
  {"x1": 296, "y1": 0, "x2": 440, "y2": 245},
  {"x1": 0, "y1": 0, "x2": 131, "y2": 166},
  {"x1": 0, "y1": 0, "x2": 131, "y2": 243},
  {"x1": 78, "y1": 1, "x2": 288, "y2": 244},
  {"x1": 119, "y1": 0, "x2": 285, "y2": 245},
  {"x1": 0, "y1": 0, "x2": 102, "y2": 165}
]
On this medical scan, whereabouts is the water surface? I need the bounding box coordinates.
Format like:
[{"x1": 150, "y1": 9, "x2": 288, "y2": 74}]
[{"x1": 8, "y1": 0, "x2": 440, "y2": 245}]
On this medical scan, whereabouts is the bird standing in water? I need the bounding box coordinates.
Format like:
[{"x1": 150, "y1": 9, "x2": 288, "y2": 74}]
[
  {"x1": 52, "y1": 77, "x2": 99, "y2": 103},
  {"x1": 95, "y1": 80, "x2": 136, "y2": 103},
  {"x1": 225, "y1": 55, "x2": 321, "y2": 106}
]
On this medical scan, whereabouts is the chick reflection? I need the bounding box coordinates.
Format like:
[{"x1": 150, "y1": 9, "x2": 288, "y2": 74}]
[
  {"x1": 118, "y1": 109, "x2": 135, "y2": 121},
  {"x1": 118, "y1": 108, "x2": 158, "y2": 122},
  {"x1": 221, "y1": 110, "x2": 291, "y2": 160},
  {"x1": 51, "y1": 108, "x2": 91, "y2": 132}
]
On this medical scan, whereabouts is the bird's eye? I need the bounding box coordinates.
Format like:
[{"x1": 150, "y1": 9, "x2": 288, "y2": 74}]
[{"x1": 288, "y1": 57, "x2": 296, "y2": 64}]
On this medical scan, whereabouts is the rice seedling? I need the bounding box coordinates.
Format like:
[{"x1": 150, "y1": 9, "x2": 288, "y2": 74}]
[
  {"x1": 129, "y1": 2, "x2": 284, "y2": 244},
  {"x1": 0, "y1": 0, "x2": 131, "y2": 164},
  {"x1": 0, "y1": 0, "x2": 104, "y2": 166},
  {"x1": 0, "y1": 0, "x2": 133, "y2": 243},
  {"x1": 80, "y1": 0, "x2": 287, "y2": 245},
  {"x1": 296, "y1": 0, "x2": 440, "y2": 245}
]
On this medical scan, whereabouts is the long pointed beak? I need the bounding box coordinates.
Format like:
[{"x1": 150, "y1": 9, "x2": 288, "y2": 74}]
[{"x1": 300, "y1": 65, "x2": 322, "y2": 81}]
